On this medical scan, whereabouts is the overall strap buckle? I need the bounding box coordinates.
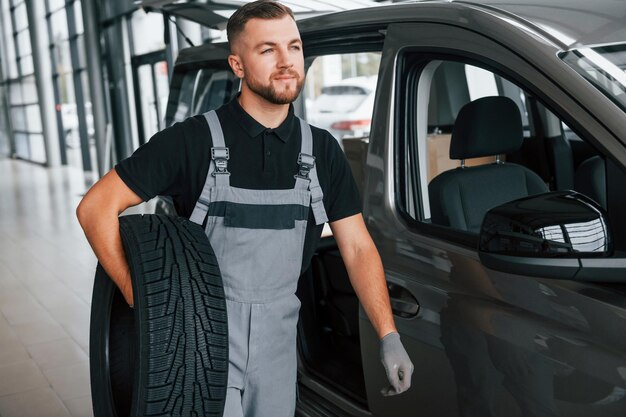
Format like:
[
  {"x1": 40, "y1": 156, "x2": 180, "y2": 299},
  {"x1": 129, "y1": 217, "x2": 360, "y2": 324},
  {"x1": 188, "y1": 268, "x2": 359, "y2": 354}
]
[
  {"x1": 211, "y1": 147, "x2": 230, "y2": 176},
  {"x1": 294, "y1": 153, "x2": 315, "y2": 181}
]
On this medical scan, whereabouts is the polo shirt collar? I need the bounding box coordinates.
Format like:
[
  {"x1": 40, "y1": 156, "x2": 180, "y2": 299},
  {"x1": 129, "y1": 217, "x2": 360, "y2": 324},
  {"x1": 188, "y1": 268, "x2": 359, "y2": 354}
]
[{"x1": 228, "y1": 93, "x2": 296, "y2": 143}]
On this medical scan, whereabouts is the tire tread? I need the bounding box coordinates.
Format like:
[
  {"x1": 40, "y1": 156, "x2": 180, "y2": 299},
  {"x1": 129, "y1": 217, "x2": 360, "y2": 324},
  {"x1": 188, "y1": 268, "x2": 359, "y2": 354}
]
[{"x1": 119, "y1": 215, "x2": 227, "y2": 416}]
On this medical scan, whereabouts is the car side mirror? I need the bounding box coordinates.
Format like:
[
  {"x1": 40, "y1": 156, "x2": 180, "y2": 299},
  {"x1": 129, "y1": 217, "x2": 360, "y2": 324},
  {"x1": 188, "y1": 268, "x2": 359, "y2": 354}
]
[{"x1": 478, "y1": 191, "x2": 625, "y2": 281}]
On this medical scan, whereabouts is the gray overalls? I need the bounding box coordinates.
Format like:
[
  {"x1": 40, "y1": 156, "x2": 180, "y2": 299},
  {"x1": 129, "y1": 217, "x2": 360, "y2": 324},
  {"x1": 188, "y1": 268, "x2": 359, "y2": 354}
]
[{"x1": 189, "y1": 110, "x2": 328, "y2": 417}]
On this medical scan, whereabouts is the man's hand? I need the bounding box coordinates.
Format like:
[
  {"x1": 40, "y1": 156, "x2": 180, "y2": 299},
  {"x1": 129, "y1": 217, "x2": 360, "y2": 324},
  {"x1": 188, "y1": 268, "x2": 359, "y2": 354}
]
[
  {"x1": 379, "y1": 332, "x2": 414, "y2": 396},
  {"x1": 121, "y1": 270, "x2": 134, "y2": 308}
]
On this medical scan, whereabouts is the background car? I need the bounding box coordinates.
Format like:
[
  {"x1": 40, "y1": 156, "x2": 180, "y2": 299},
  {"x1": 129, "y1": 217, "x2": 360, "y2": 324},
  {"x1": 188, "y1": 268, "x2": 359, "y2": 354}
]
[{"x1": 306, "y1": 76, "x2": 376, "y2": 146}]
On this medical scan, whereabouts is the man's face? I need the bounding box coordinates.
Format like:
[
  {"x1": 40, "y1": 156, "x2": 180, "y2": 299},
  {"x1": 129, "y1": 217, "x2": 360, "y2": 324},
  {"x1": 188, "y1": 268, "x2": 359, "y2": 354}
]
[{"x1": 230, "y1": 15, "x2": 305, "y2": 105}]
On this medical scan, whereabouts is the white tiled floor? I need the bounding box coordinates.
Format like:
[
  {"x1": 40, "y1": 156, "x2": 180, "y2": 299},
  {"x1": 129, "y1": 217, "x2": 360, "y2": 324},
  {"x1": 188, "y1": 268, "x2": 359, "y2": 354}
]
[{"x1": 0, "y1": 158, "x2": 98, "y2": 417}]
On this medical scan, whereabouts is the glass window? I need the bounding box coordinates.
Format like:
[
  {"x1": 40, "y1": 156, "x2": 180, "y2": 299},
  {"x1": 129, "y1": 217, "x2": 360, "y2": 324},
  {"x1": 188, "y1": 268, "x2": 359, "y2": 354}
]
[
  {"x1": 400, "y1": 57, "x2": 605, "y2": 240},
  {"x1": 74, "y1": 0, "x2": 84, "y2": 34},
  {"x1": 0, "y1": 83, "x2": 9, "y2": 155},
  {"x1": 165, "y1": 67, "x2": 239, "y2": 126},
  {"x1": 165, "y1": 69, "x2": 199, "y2": 125},
  {"x1": 9, "y1": 83, "x2": 23, "y2": 105},
  {"x1": 58, "y1": 72, "x2": 75, "y2": 104},
  {"x1": 131, "y1": 10, "x2": 165, "y2": 56},
  {"x1": 465, "y1": 65, "x2": 498, "y2": 100},
  {"x1": 7, "y1": 58, "x2": 18, "y2": 80},
  {"x1": 16, "y1": 30, "x2": 31, "y2": 57},
  {"x1": 13, "y1": 2, "x2": 27, "y2": 32},
  {"x1": 2, "y1": 8, "x2": 18, "y2": 78},
  {"x1": 25, "y1": 104, "x2": 42, "y2": 132},
  {"x1": 54, "y1": 40, "x2": 72, "y2": 73},
  {"x1": 304, "y1": 52, "x2": 380, "y2": 146},
  {"x1": 48, "y1": 0, "x2": 65, "y2": 13},
  {"x1": 340, "y1": 52, "x2": 380, "y2": 79},
  {"x1": 11, "y1": 107, "x2": 26, "y2": 131},
  {"x1": 19, "y1": 54, "x2": 33, "y2": 75},
  {"x1": 21, "y1": 75, "x2": 38, "y2": 102},
  {"x1": 427, "y1": 62, "x2": 532, "y2": 182},
  {"x1": 135, "y1": 61, "x2": 171, "y2": 141},
  {"x1": 561, "y1": 43, "x2": 626, "y2": 113},
  {"x1": 421, "y1": 61, "x2": 533, "y2": 226},
  {"x1": 61, "y1": 102, "x2": 78, "y2": 141},
  {"x1": 28, "y1": 133, "x2": 46, "y2": 163},
  {"x1": 302, "y1": 52, "x2": 381, "y2": 237},
  {"x1": 6, "y1": 55, "x2": 18, "y2": 80},
  {"x1": 50, "y1": 8, "x2": 69, "y2": 41},
  {"x1": 191, "y1": 69, "x2": 234, "y2": 114},
  {"x1": 314, "y1": 85, "x2": 370, "y2": 113},
  {"x1": 14, "y1": 132, "x2": 29, "y2": 159}
]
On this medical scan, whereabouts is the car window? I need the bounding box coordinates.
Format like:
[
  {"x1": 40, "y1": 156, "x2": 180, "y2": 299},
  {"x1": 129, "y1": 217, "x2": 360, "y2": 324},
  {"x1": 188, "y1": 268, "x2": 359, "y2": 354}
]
[
  {"x1": 302, "y1": 52, "x2": 381, "y2": 236},
  {"x1": 560, "y1": 43, "x2": 626, "y2": 113},
  {"x1": 399, "y1": 58, "x2": 606, "y2": 242},
  {"x1": 424, "y1": 61, "x2": 531, "y2": 185},
  {"x1": 303, "y1": 52, "x2": 380, "y2": 144},
  {"x1": 164, "y1": 67, "x2": 239, "y2": 127}
]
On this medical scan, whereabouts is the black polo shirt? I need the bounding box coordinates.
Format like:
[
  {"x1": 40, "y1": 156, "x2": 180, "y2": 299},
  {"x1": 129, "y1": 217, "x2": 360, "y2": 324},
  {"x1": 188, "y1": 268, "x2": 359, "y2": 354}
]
[{"x1": 115, "y1": 93, "x2": 362, "y2": 274}]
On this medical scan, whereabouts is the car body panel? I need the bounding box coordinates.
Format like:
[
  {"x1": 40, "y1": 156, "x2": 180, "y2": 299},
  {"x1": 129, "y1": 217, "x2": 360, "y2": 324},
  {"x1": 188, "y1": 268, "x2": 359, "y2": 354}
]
[{"x1": 361, "y1": 19, "x2": 626, "y2": 417}]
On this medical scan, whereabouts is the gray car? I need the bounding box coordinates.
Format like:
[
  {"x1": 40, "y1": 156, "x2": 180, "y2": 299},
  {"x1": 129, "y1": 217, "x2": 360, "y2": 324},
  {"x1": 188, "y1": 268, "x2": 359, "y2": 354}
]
[{"x1": 153, "y1": 1, "x2": 626, "y2": 416}]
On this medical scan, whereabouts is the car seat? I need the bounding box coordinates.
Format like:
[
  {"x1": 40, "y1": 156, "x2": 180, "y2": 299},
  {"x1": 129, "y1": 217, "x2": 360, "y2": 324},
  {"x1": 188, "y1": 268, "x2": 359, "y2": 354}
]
[
  {"x1": 574, "y1": 155, "x2": 607, "y2": 209},
  {"x1": 429, "y1": 96, "x2": 549, "y2": 233}
]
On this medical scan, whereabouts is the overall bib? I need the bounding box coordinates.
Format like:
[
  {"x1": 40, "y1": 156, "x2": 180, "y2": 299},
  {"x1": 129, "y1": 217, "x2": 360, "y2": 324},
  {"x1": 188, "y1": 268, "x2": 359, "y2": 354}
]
[{"x1": 189, "y1": 110, "x2": 328, "y2": 417}]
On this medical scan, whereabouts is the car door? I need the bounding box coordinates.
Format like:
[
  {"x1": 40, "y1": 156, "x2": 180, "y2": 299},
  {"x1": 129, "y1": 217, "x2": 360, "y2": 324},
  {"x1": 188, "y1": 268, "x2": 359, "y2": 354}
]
[{"x1": 361, "y1": 18, "x2": 626, "y2": 417}]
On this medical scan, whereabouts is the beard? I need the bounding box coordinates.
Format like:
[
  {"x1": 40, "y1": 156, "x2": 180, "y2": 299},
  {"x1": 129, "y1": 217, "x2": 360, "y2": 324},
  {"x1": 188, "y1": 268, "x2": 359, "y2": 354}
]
[{"x1": 244, "y1": 69, "x2": 304, "y2": 105}]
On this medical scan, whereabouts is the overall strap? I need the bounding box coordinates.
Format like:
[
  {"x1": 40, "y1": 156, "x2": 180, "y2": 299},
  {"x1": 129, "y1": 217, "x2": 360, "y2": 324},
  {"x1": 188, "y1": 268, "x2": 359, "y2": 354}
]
[
  {"x1": 205, "y1": 110, "x2": 230, "y2": 187},
  {"x1": 295, "y1": 117, "x2": 328, "y2": 225},
  {"x1": 189, "y1": 110, "x2": 230, "y2": 225}
]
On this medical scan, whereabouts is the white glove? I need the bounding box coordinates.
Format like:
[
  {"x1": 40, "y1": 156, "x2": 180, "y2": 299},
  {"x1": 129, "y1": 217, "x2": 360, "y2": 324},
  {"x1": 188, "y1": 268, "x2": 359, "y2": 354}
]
[{"x1": 379, "y1": 332, "x2": 414, "y2": 396}]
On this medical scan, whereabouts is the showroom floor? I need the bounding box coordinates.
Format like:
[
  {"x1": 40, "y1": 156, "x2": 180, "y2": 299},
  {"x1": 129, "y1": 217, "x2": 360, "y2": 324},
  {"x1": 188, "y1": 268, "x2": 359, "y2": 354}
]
[{"x1": 0, "y1": 158, "x2": 102, "y2": 417}]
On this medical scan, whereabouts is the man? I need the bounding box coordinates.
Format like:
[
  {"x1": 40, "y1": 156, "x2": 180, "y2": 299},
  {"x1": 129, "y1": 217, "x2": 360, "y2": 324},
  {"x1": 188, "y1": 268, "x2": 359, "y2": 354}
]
[{"x1": 76, "y1": 1, "x2": 413, "y2": 416}]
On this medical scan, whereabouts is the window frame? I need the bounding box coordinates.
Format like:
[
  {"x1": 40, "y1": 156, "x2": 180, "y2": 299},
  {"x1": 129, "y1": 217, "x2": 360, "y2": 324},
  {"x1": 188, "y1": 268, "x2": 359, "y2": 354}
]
[{"x1": 394, "y1": 49, "x2": 608, "y2": 250}]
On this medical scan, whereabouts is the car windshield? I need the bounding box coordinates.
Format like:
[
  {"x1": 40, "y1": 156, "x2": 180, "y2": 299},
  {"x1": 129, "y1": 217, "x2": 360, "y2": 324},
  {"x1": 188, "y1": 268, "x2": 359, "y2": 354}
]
[
  {"x1": 560, "y1": 43, "x2": 626, "y2": 113},
  {"x1": 312, "y1": 86, "x2": 370, "y2": 113}
]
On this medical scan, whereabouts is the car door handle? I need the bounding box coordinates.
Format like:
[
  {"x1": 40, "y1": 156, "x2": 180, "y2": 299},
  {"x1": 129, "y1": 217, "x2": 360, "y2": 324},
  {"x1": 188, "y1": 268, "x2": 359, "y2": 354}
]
[{"x1": 388, "y1": 283, "x2": 420, "y2": 318}]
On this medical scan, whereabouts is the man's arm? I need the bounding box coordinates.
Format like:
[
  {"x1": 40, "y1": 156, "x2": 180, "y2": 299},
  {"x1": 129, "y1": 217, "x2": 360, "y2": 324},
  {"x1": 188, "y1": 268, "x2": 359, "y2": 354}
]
[
  {"x1": 331, "y1": 213, "x2": 414, "y2": 396},
  {"x1": 329, "y1": 213, "x2": 396, "y2": 340},
  {"x1": 76, "y1": 168, "x2": 143, "y2": 306}
]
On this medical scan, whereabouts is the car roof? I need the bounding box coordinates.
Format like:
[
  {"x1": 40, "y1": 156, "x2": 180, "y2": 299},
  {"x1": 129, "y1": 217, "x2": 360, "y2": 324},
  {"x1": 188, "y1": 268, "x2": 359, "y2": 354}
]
[
  {"x1": 462, "y1": 0, "x2": 626, "y2": 47},
  {"x1": 297, "y1": 0, "x2": 626, "y2": 50},
  {"x1": 174, "y1": 0, "x2": 625, "y2": 67}
]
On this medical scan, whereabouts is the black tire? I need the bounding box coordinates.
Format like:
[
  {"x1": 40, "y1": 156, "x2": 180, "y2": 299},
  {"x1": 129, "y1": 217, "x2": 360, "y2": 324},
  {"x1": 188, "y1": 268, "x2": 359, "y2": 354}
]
[{"x1": 89, "y1": 214, "x2": 228, "y2": 417}]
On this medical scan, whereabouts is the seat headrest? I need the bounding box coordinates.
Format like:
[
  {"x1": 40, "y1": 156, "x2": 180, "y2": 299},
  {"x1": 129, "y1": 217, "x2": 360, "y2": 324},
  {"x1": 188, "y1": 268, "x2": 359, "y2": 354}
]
[{"x1": 449, "y1": 96, "x2": 523, "y2": 160}]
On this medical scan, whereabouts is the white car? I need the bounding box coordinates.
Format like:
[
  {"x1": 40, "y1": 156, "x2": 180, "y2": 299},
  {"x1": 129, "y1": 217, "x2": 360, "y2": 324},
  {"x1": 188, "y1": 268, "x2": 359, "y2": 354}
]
[{"x1": 306, "y1": 76, "x2": 376, "y2": 145}]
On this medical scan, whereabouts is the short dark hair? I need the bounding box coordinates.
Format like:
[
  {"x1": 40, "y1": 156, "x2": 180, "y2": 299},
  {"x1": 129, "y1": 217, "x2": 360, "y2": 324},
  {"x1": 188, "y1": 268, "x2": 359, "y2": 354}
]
[{"x1": 227, "y1": 1, "x2": 295, "y2": 51}]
